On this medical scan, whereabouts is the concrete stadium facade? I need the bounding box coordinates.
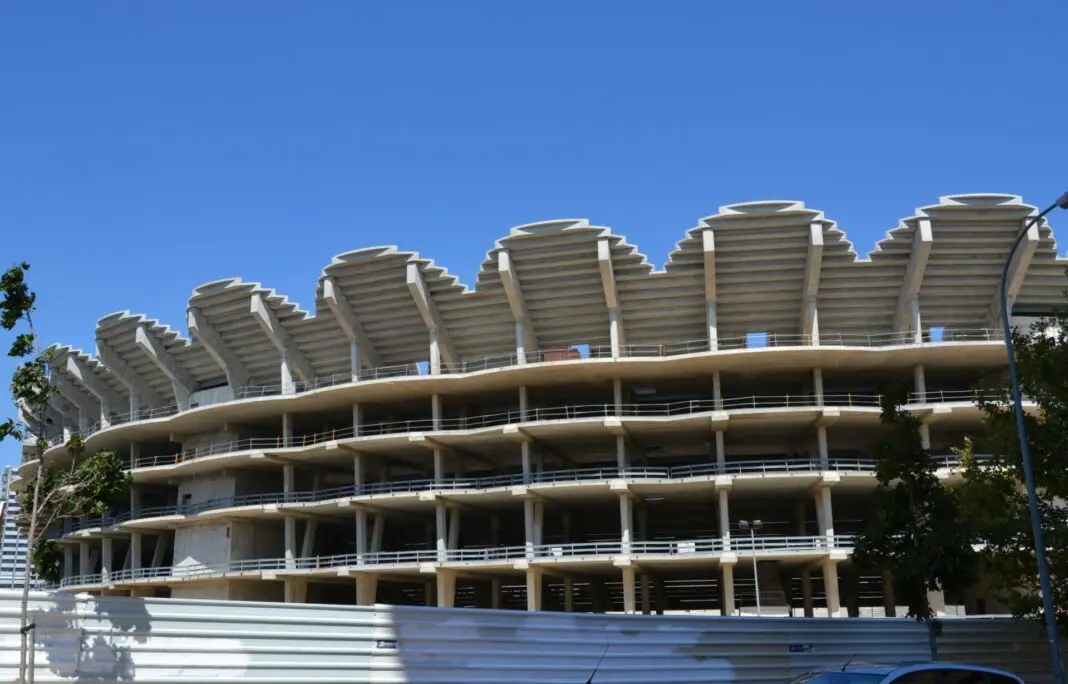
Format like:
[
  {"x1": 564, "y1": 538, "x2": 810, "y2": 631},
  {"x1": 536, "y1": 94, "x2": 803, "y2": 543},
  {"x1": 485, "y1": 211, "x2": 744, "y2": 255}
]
[{"x1": 19, "y1": 193, "x2": 1065, "y2": 616}]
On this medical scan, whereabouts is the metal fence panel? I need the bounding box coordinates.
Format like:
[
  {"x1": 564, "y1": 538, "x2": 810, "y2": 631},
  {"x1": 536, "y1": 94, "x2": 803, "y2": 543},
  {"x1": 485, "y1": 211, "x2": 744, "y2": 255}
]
[{"x1": 937, "y1": 618, "x2": 1065, "y2": 684}]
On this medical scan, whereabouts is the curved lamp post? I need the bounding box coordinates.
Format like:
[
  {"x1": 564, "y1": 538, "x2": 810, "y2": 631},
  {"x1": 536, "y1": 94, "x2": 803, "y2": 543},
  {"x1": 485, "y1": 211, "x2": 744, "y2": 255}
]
[{"x1": 1001, "y1": 191, "x2": 1068, "y2": 684}]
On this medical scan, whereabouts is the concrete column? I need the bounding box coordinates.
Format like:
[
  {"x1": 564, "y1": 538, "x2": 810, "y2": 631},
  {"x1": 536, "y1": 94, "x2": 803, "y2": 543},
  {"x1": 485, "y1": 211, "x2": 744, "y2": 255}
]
[
  {"x1": 613, "y1": 378, "x2": 623, "y2": 416},
  {"x1": 706, "y1": 301, "x2": 718, "y2": 350},
  {"x1": 130, "y1": 532, "x2": 142, "y2": 571},
  {"x1": 356, "y1": 510, "x2": 368, "y2": 563},
  {"x1": 641, "y1": 573, "x2": 652, "y2": 614},
  {"x1": 927, "y1": 589, "x2": 947, "y2": 617},
  {"x1": 301, "y1": 519, "x2": 318, "y2": 558},
  {"x1": 521, "y1": 441, "x2": 532, "y2": 484},
  {"x1": 920, "y1": 423, "x2": 932, "y2": 450},
  {"x1": 491, "y1": 578, "x2": 502, "y2": 609},
  {"x1": 816, "y1": 426, "x2": 829, "y2": 467},
  {"x1": 621, "y1": 565, "x2": 637, "y2": 614},
  {"x1": 608, "y1": 308, "x2": 623, "y2": 357},
  {"x1": 128, "y1": 391, "x2": 139, "y2": 420},
  {"x1": 802, "y1": 568, "x2": 814, "y2": 617},
  {"x1": 909, "y1": 294, "x2": 922, "y2": 343},
  {"x1": 431, "y1": 393, "x2": 442, "y2": 429},
  {"x1": 524, "y1": 499, "x2": 535, "y2": 558},
  {"x1": 533, "y1": 502, "x2": 544, "y2": 547},
  {"x1": 823, "y1": 559, "x2": 843, "y2": 617},
  {"x1": 448, "y1": 507, "x2": 461, "y2": 550},
  {"x1": 715, "y1": 430, "x2": 726, "y2": 472},
  {"x1": 101, "y1": 537, "x2": 112, "y2": 583},
  {"x1": 352, "y1": 404, "x2": 362, "y2": 436},
  {"x1": 284, "y1": 578, "x2": 307, "y2": 604},
  {"x1": 353, "y1": 453, "x2": 364, "y2": 491},
  {"x1": 77, "y1": 407, "x2": 89, "y2": 433},
  {"x1": 130, "y1": 487, "x2": 141, "y2": 517},
  {"x1": 437, "y1": 568, "x2": 456, "y2": 608},
  {"x1": 619, "y1": 494, "x2": 632, "y2": 554},
  {"x1": 526, "y1": 568, "x2": 543, "y2": 611},
  {"x1": 514, "y1": 318, "x2": 528, "y2": 364},
  {"x1": 425, "y1": 580, "x2": 435, "y2": 606},
  {"x1": 129, "y1": 443, "x2": 140, "y2": 469},
  {"x1": 564, "y1": 577, "x2": 575, "y2": 612},
  {"x1": 913, "y1": 364, "x2": 927, "y2": 402},
  {"x1": 285, "y1": 517, "x2": 297, "y2": 569},
  {"x1": 818, "y1": 486, "x2": 835, "y2": 545},
  {"x1": 883, "y1": 569, "x2": 896, "y2": 617},
  {"x1": 282, "y1": 413, "x2": 294, "y2": 447},
  {"x1": 356, "y1": 573, "x2": 378, "y2": 606},
  {"x1": 433, "y1": 449, "x2": 445, "y2": 483},
  {"x1": 63, "y1": 546, "x2": 73, "y2": 578},
  {"x1": 813, "y1": 368, "x2": 824, "y2": 404},
  {"x1": 435, "y1": 503, "x2": 448, "y2": 561},
  {"x1": 805, "y1": 296, "x2": 820, "y2": 345},
  {"x1": 151, "y1": 534, "x2": 166, "y2": 568},
  {"x1": 371, "y1": 513, "x2": 384, "y2": 552},
  {"x1": 721, "y1": 564, "x2": 735, "y2": 616},
  {"x1": 713, "y1": 371, "x2": 722, "y2": 410},
  {"x1": 429, "y1": 328, "x2": 441, "y2": 375},
  {"x1": 519, "y1": 385, "x2": 528, "y2": 418},
  {"x1": 350, "y1": 340, "x2": 360, "y2": 382},
  {"x1": 717, "y1": 487, "x2": 731, "y2": 550},
  {"x1": 615, "y1": 435, "x2": 628, "y2": 472}
]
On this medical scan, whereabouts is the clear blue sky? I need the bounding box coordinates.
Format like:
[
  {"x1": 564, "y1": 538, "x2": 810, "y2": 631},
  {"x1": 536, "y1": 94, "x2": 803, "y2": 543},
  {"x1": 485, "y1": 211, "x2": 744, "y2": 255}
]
[{"x1": 2, "y1": 2, "x2": 1066, "y2": 467}]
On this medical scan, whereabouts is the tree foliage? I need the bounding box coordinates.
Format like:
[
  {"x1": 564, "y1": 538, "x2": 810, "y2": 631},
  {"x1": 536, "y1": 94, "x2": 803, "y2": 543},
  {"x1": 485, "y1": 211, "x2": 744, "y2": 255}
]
[
  {"x1": 853, "y1": 388, "x2": 980, "y2": 623},
  {"x1": 958, "y1": 317, "x2": 1068, "y2": 631}
]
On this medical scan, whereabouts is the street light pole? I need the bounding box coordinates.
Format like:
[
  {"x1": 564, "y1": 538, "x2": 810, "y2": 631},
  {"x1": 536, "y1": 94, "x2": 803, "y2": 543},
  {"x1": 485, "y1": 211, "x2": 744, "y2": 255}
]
[
  {"x1": 1000, "y1": 192, "x2": 1068, "y2": 684},
  {"x1": 740, "y1": 519, "x2": 763, "y2": 616}
]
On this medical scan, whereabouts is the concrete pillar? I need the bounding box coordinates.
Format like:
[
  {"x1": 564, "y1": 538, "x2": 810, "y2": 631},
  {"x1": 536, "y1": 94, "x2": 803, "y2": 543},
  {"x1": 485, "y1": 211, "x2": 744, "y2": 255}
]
[
  {"x1": 533, "y1": 502, "x2": 544, "y2": 547},
  {"x1": 619, "y1": 494, "x2": 632, "y2": 554},
  {"x1": 514, "y1": 318, "x2": 528, "y2": 364},
  {"x1": 519, "y1": 384, "x2": 528, "y2": 418},
  {"x1": 128, "y1": 391, "x2": 139, "y2": 420},
  {"x1": 913, "y1": 364, "x2": 927, "y2": 402},
  {"x1": 129, "y1": 443, "x2": 140, "y2": 469},
  {"x1": 526, "y1": 568, "x2": 543, "y2": 611},
  {"x1": 352, "y1": 404, "x2": 362, "y2": 436},
  {"x1": 285, "y1": 517, "x2": 297, "y2": 568},
  {"x1": 616, "y1": 435, "x2": 628, "y2": 472},
  {"x1": 433, "y1": 449, "x2": 445, "y2": 483},
  {"x1": 356, "y1": 510, "x2": 368, "y2": 563},
  {"x1": 927, "y1": 589, "x2": 947, "y2": 617},
  {"x1": 437, "y1": 569, "x2": 456, "y2": 608},
  {"x1": 371, "y1": 513, "x2": 384, "y2": 552},
  {"x1": 524, "y1": 499, "x2": 535, "y2": 558},
  {"x1": 130, "y1": 532, "x2": 142, "y2": 571},
  {"x1": 805, "y1": 296, "x2": 820, "y2": 345},
  {"x1": 435, "y1": 503, "x2": 448, "y2": 561},
  {"x1": 280, "y1": 353, "x2": 295, "y2": 395},
  {"x1": 353, "y1": 453, "x2": 364, "y2": 491},
  {"x1": 284, "y1": 578, "x2": 307, "y2": 603},
  {"x1": 63, "y1": 546, "x2": 73, "y2": 578},
  {"x1": 919, "y1": 422, "x2": 932, "y2": 450},
  {"x1": 715, "y1": 431, "x2": 726, "y2": 472},
  {"x1": 818, "y1": 486, "x2": 835, "y2": 545},
  {"x1": 521, "y1": 441, "x2": 532, "y2": 483},
  {"x1": 621, "y1": 565, "x2": 636, "y2": 614},
  {"x1": 130, "y1": 487, "x2": 141, "y2": 517},
  {"x1": 431, "y1": 393, "x2": 442, "y2": 429},
  {"x1": 608, "y1": 308, "x2": 623, "y2": 357},
  {"x1": 823, "y1": 559, "x2": 843, "y2": 617},
  {"x1": 564, "y1": 577, "x2": 575, "y2": 612},
  {"x1": 816, "y1": 426, "x2": 829, "y2": 467},
  {"x1": 883, "y1": 569, "x2": 896, "y2": 617},
  {"x1": 722, "y1": 564, "x2": 735, "y2": 616},
  {"x1": 641, "y1": 573, "x2": 651, "y2": 615},
  {"x1": 813, "y1": 368, "x2": 824, "y2": 404},
  {"x1": 802, "y1": 568, "x2": 814, "y2": 617},
  {"x1": 448, "y1": 507, "x2": 461, "y2": 550},
  {"x1": 909, "y1": 295, "x2": 922, "y2": 343},
  {"x1": 613, "y1": 378, "x2": 623, "y2": 416},
  {"x1": 77, "y1": 407, "x2": 89, "y2": 434},
  {"x1": 429, "y1": 328, "x2": 441, "y2": 375},
  {"x1": 356, "y1": 573, "x2": 378, "y2": 606},
  {"x1": 301, "y1": 519, "x2": 318, "y2": 558},
  {"x1": 424, "y1": 580, "x2": 435, "y2": 606},
  {"x1": 717, "y1": 487, "x2": 731, "y2": 550},
  {"x1": 491, "y1": 577, "x2": 502, "y2": 610},
  {"x1": 101, "y1": 537, "x2": 112, "y2": 583},
  {"x1": 99, "y1": 399, "x2": 111, "y2": 429},
  {"x1": 350, "y1": 340, "x2": 360, "y2": 382},
  {"x1": 713, "y1": 371, "x2": 722, "y2": 410},
  {"x1": 150, "y1": 534, "x2": 166, "y2": 568},
  {"x1": 282, "y1": 413, "x2": 293, "y2": 447},
  {"x1": 707, "y1": 301, "x2": 718, "y2": 350}
]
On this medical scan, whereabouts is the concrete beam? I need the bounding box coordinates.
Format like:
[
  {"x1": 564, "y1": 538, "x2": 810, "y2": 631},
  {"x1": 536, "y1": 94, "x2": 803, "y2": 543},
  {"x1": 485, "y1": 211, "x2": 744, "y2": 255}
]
[
  {"x1": 498, "y1": 250, "x2": 538, "y2": 360},
  {"x1": 135, "y1": 325, "x2": 195, "y2": 406},
  {"x1": 95, "y1": 339, "x2": 166, "y2": 408},
  {"x1": 64, "y1": 355, "x2": 124, "y2": 410},
  {"x1": 989, "y1": 219, "x2": 1040, "y2": 322},
  {"x1": 802, "y1": 221, "x2": 823, "y2": 342},
  {"x1": 52, "y1": 375, "x2": 99, "y2": 415},
  {"x1": 250, "y1": 292, "x2": 315, "y2": 385},
  {"x1": 703, "y1": 229, "x2": 718, "y2": 348},
  {"x1": 187, "y1": 307, "x2": 250, "y2": 389},
  {"x1": 406, "y1": 262, "x2": 460, "y2": 370},
  {"x1": 598, "y1": 239, "x2": 626, "y2": 352},
  {"x1": 893, "y1": 218, "x2": 933, "y2": 333},
  {"x1": 322, "y1": 277, "x2": 381, "y2": 368}
]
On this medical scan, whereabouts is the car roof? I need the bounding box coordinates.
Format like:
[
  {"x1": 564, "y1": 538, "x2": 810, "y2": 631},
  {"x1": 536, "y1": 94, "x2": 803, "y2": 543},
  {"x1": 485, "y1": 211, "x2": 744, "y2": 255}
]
[{"x1": 814, "y1": 662, "x2": 1021, "y2": 678}]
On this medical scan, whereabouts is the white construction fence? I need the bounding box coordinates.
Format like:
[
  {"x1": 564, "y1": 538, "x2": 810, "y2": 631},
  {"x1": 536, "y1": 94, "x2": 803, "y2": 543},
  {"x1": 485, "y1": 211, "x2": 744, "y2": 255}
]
[{"x1": 0, "y1": 590, "x2": 1060, "y2": 683}]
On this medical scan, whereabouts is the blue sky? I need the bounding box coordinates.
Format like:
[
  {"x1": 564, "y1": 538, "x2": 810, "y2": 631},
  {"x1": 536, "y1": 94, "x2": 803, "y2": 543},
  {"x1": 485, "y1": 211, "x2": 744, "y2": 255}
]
[{"x1": 1, "y1": 1, "x2": 1066, "y2": 467}]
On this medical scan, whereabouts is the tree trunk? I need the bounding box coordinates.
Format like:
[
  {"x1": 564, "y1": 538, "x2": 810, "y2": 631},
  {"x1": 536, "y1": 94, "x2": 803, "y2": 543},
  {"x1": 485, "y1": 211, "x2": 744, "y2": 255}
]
[{"x1": 18, "y1": 464, "x2": 44, "y2": 684}]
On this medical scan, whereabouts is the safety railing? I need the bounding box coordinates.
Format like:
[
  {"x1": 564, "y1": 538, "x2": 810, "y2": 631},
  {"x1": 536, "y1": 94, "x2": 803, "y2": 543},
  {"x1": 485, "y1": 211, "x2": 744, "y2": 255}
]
[
  {"x1": 39, "y1": 328, "x2": 1003, "y2": 447},
  {"x1": 56, "y1": 534, "x2": 862, "y2": 588}
]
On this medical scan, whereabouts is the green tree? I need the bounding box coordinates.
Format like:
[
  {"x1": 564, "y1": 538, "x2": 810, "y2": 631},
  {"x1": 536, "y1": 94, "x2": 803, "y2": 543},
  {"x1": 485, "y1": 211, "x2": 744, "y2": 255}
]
[
  {"x1": 958, "y1": 316, "x2": 1068, "y2": 631},
  {"x1": 853, "y1": 389, "x2": 980, "y2": 625},
  {"x1": 0, "y1": 263, "x2": 130, "y2": 684}
]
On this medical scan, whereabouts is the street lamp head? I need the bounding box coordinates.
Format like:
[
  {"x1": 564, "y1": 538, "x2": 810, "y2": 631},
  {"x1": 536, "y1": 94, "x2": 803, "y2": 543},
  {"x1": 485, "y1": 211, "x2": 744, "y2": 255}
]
[
  {"x1": 1056, "y1": 192, "x2": 1068, "y2": 210},
  {"x1": 753, "y1": 519, "x2": 764, "y2": 530},
  {"x1": 738, "y1": 520, "x2": 749, "y2": 530}
]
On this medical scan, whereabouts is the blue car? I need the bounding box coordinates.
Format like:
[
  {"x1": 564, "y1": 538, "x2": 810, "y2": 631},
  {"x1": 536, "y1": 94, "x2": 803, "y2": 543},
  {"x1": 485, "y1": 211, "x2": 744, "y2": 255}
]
[{"x1": 788, "y1": 662, "x2": 1025, "y2": 684}]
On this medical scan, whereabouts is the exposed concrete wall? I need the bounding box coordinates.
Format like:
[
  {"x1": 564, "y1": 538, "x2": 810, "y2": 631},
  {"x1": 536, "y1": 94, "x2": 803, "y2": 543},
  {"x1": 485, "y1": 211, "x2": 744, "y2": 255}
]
[
  {"x1": 171, "y1": 582, "x2": 232, "y2": 600},
  {"x1": 173, "y1": 522, "x2": 231, "y2": 567},
  {"x1": 181, "y1": 427, "x2": 240, "y2": 453},
  {"x1": 178, "y1": 473, "x2": 236, "y2": 505},
  {"x1": 230, "y1": 522, "x2": 284, "y2": 561}
]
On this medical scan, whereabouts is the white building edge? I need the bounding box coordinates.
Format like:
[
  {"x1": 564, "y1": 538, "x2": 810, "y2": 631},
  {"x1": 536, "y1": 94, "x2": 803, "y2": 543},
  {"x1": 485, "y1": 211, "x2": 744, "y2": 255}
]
[{"x1": 15, "y1": 193, "x2": 1065, "y2": 616}]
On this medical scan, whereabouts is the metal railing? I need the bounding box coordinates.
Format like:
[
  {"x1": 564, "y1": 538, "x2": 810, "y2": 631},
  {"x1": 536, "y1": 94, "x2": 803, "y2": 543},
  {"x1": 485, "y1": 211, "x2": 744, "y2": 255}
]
[
  {"x1": 56, "y1": 534, "x2": 860, "y2": 588},
  {"x1": 39, "y1": 328, "x2": 1002, "y2": 446}
]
